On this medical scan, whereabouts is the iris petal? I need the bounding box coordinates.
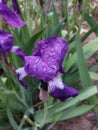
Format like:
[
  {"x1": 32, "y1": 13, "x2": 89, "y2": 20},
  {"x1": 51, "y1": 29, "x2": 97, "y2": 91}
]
[
  {"x1": 49, "y1": 74, "x2": 78, "y2": 101},
  {"x1": 33, "y1": 36, "x2": 68, "y2": 66},
  {"x1": 24, "y1": 37, "x2": 68, "y2": 82},
  {"x1": 0, "y1": 30, "x2": 13, "y2": 54},
  {"x1": 11, "y1": 46, "x2": 25, "y2": 60},
  {"x1": 16, "y1": 67, "x2": 28, "y2": 88},
  {"x1": 16, "y1": 36, "x2": 70, "y2": 97},
  {"x1": 25, "y1": 56, "x2": 59, "y2": 82},
  {"x1": 0, "y1": 3, "x2": 25, "y2": 27},
  {"x1": 12, "y1": 0, "x2": 21, "y2": 14},
  {"x1": 50, "y1": 86, "x2": 78, "y2": 101},
  {"x1": 16, "y1": 67, "x2": 27, "y2": 80}
]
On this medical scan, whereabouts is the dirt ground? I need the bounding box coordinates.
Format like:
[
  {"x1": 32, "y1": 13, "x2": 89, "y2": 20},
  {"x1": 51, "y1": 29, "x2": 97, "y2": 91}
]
[{"x1": 53, "y1": 111, "x2": 97, "y2": 130}]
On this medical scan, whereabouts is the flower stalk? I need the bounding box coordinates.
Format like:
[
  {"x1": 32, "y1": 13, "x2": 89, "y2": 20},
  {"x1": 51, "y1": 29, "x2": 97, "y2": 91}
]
[{"x1": 24, "y1": 115, "x2": 40, "y2": 128}]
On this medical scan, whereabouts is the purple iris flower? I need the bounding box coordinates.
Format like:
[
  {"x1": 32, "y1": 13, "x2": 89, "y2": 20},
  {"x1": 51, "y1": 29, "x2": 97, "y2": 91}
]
[
  {"x1": 0, "y1": 30, "x2": 26, "y2": 78},
  {"x1": 16, "y1": 36, "x2": 78, "y2": 101},
  {"x1": 0, "y1": 3, "x2": 25, "y2": 27},
  {"x1": 0, "y1": 30, "x2": 13, "y2": 54},
  {"x1": 0, "y1": 0, "x2": 20, "y2": 15},
  {"x1": 0, "y1": 30, "x2": 25, "y2": 58},
  {"x1": 25, "y1": 36, "x2": 68, "y2": 81}
]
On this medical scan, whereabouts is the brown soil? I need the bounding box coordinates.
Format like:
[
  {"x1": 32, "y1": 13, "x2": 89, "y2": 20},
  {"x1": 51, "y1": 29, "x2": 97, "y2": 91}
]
[{"x1": 53, "y1": 111, "x2": 97, "y2": 130}]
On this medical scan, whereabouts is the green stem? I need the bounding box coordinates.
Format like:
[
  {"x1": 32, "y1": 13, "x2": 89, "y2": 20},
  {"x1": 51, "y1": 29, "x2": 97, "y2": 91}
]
[
  {"x1": 40, "y1": 101, "x2": 48, "y2": 127},
  {"x1": 24, "y1": 115, "x2": 40, "y2": 127},
  {"x1": 33, "y1": 101, "x2": 43, "y2": 108},
  {"x1": 44, "y1": 102, "x2": 47, "y2": 120}
]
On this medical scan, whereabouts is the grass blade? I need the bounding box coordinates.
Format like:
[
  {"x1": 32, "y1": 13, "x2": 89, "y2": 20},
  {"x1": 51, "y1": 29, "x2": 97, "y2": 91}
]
[
  {"x1": 76, "y1": 34, "x2": 96, "y2": 104},
  {"x1": 7, "y1": 105, "x2": 18, "y2": 130},
  {"x1": 83, "y1": 13, "x2": 98, "y2": 36},
  {"x1": 34, "y1": 85, "x2": 97, "y2": 123}
]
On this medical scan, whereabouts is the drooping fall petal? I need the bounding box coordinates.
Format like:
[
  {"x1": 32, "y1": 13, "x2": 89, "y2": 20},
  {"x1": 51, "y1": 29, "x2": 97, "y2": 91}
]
[
  {"x1": 49, "y1": 74, "x2": 78, "y2": 101},
  {"x1": 24, "y1": 56, "x2": 59, "y2": 82}
]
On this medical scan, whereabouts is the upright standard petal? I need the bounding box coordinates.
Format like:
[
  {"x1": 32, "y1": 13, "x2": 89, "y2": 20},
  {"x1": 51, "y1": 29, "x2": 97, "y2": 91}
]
[
  {"x1": 12, "y1": 0, "x2": 21, "y2": 15},
  {"x1": 33, "y1": 36, "x2": 68, "y2": 66},
  {"x1": 0, "y1": 30, "x2": 13, "y2": 54},
  {"x1": 49, "y1": 74, "x2": 78, "y2": 101},
  {"x1": 24, "y1": 56, "x2": 59, "y2": 82},
  {"x1": 0, "y1": 3, "x2": 25, "y2": 28}
]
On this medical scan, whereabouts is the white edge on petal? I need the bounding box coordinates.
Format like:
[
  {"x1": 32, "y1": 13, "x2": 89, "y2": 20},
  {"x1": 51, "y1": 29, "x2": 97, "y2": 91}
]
[
  {"x1": 11, "y1": 45, "x2": 19, "y2": 52},
  {"x1": 48, "y1": 74, "x2": 64, "y2": 91},
  {"x1": 16, "y1": 67, "x2": 27, "y2": 80}
]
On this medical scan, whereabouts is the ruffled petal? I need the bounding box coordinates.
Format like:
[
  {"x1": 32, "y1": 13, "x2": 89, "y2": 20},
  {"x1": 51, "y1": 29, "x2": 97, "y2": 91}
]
[
  {"x1": 48, "y1": 74, "x2": 78, "y2": 101},
  {"x1": 0, "y1": 3, "x2": 25, "y2": 28},
  {"x1": 33, "y1": 36, "x2": 68, "y2": 66},
  {"x1": 11, "y1": 46, "x2": 25, "y2": 60},
  {"x1": 24, "y1": 56, "x2": 59, "y2": 82},
  {"x1": 24, "y1": 37, "x2": 68, "y2": 82},
  {"x1": 50, "y1": 85, "x2": 78, "y2": 102},
  {"x1": 0, "y1": 30, "x2": 13, "y2": 54}
]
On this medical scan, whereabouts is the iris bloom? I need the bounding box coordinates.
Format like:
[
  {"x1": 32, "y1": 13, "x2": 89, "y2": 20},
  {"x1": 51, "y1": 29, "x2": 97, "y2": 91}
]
[
  {"x1": 0, "y1": 2, "x2": 25, "y2": 54},
  {"x1": 16, "y1": 36, "x2": 78, "y2": 101},
  {"x1": 0, "y1": 30, "x2": 25, "y2": 56},
  {"x1": 0, "y1": 0, "x2": 20, "y2": 14},
  {"x1": 0, "y1": 30, "x2": 25, "y2": 78},
  {"x1": 0, "y1": 3, "x2": 25, "y2": 27},
  {"x1": 0, "y1": 30, "x2": 13, "y2": 54},
  {"x1": 0, "y1": 1, "x2": 25, "y2": 77}
]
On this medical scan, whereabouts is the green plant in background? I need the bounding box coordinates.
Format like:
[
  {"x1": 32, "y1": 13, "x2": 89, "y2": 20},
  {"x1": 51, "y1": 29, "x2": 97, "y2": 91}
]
[{"x1": 0, "y1": 0, "x2": 98, "y2": 130}]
